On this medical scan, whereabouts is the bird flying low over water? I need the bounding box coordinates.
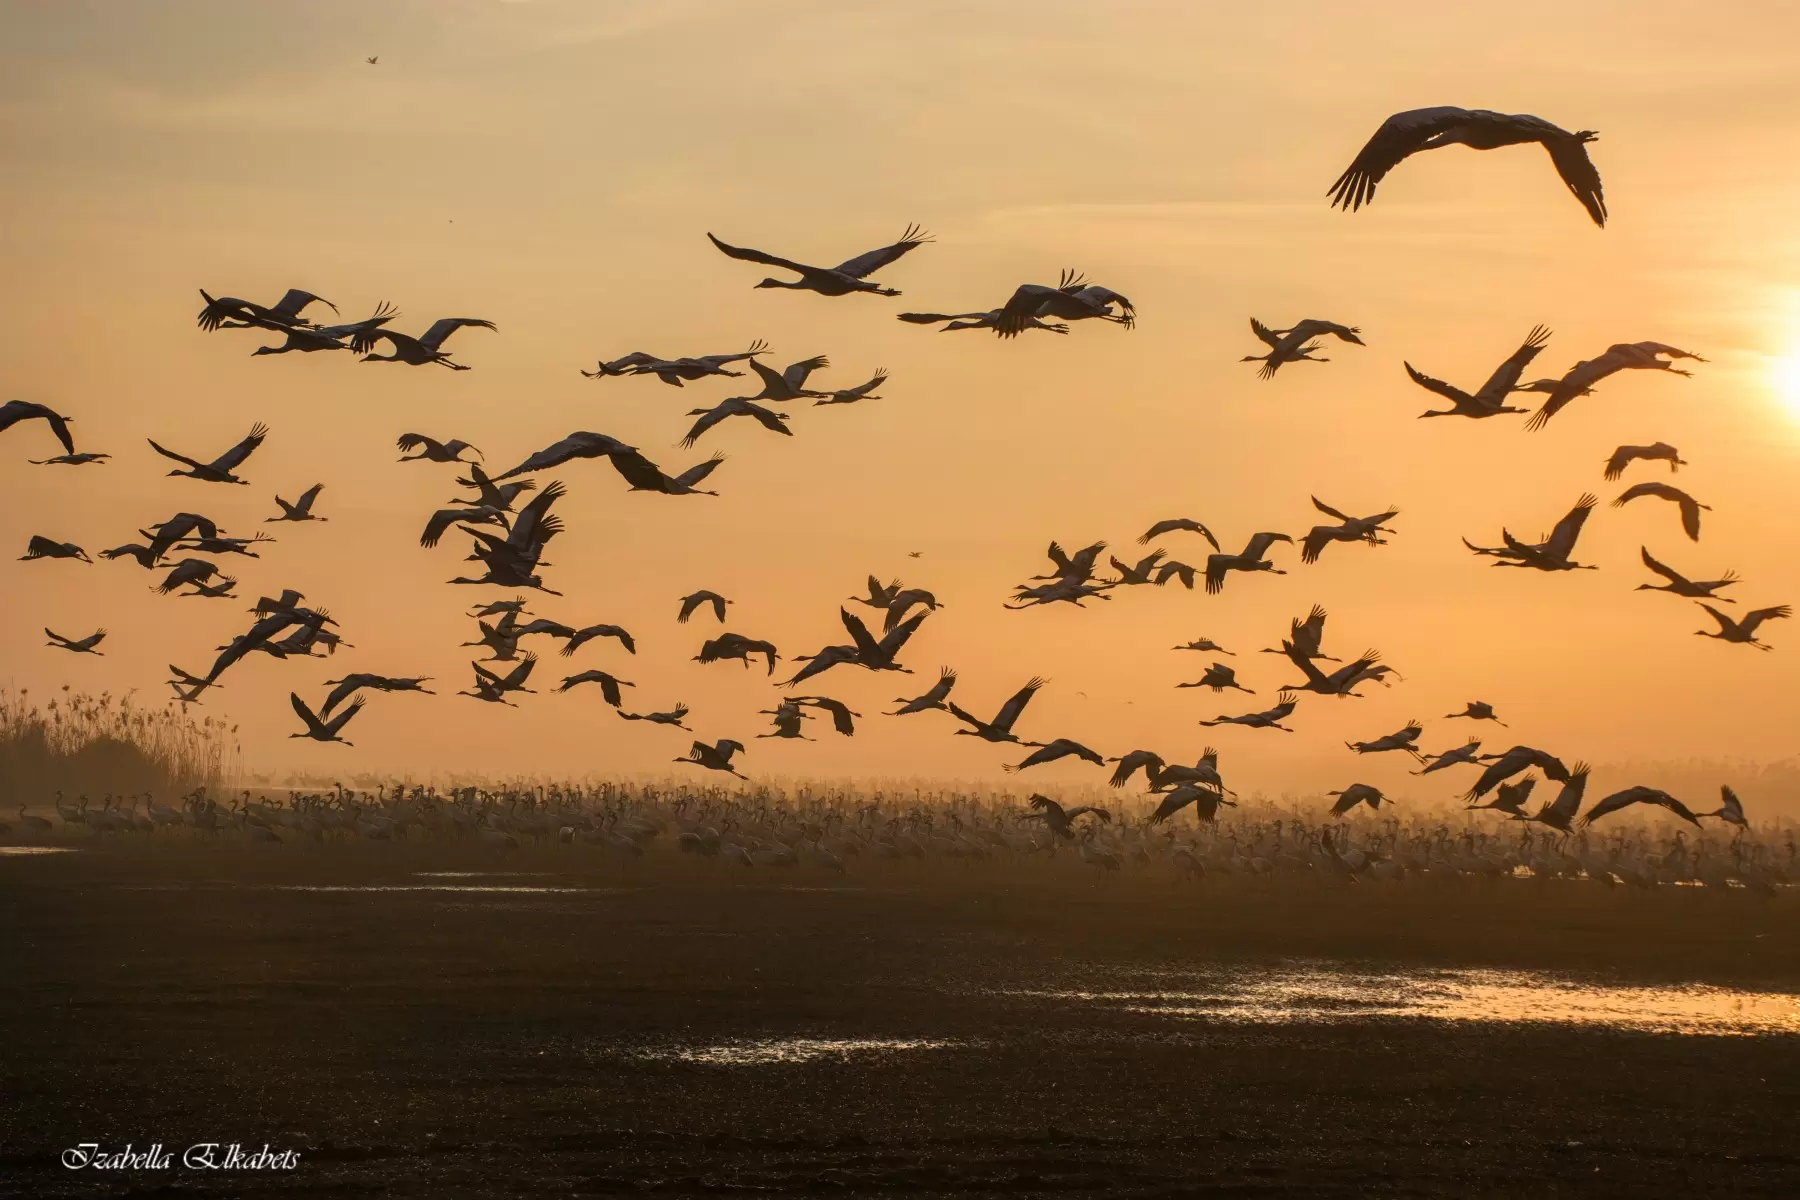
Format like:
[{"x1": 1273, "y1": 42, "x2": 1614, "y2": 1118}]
[
  {"x1": 289, "y1": 692, "x2": 362, "y2": 747},
  {"x1": 1326, "y1": 107, "x2": 1607, "y2": 227},
  {"x1": 1004, "y1": 738, "x2": 1106, "y2": 773},
  {"x1": 1407, "y1": 326, "x2": 1548, "y2": 418},
  {"x1": 1021, "y1": 795, "x2": 1110, "y2": 839},
  {"x1": 1604, "y1": 442, "x2": 1685, "y2": 481},
  {"x1": 1464, "y1": 494, "x2": 1598, "y2": 572},
  {"x1": 1327, "y1": 783, "x2": 1390, "y2": 817},
  {"x1": 1704, "y1": 786, "x2": 1748, "y2": 827},
  {"x1": 1523, "y1": 342, "x2": 1705, "y2": 431},
  {"x1": 45, "y1": 628, "x2": 106, "y2": 654},
  {"x1": 707, "y1": 224, "x2": 931, "y2": 297},
  {"x1": 1242, "y1": 318, "x2": 1364, "y2": 379},
  {"x1": 0, "y1": 399, "x2": 78, "y2": 457},
  {"x1": 148, "y1": 423, "x2": 267, "y2": 484},
  {"x1": 1636, "y1": 547, "x2": 1738, "y2": 603},
  {"x1": 361, "y1": 317, "x2": 496, "y2": 370},
  {"x1": 1580, "y1": 785, "x2": 1702, "y2": 828},
  {"x1": 1613, "y1": 481, "x2": 1709, "y2": 542},
  {"x1": 1694, "y1": 604, "x2": 1789, "y2": 650},
  {"x1": 675, "y1": 738, "x2": 748, "y2": 779}
]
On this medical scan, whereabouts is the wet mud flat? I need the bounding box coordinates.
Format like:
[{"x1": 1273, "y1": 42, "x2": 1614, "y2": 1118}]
[{"x1": 3, "y1": 844, "x2": 1799, "y2": 1197}]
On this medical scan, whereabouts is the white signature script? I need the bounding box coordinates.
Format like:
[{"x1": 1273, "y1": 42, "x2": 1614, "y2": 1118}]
[{"x1": 62, "y1": 1143, "x2": 301, "y2": 1170}]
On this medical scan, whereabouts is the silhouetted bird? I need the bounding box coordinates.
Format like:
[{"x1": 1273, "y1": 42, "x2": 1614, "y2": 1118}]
[
  {"x1": 267, "y1": 484, "x2": 326, "y2": 522},
  {"x1": 1407, "y1": 326, "x2": 1547, "y2": 418},
  {"x1": 45, "y1": 628, "x2": 106, "y2": 654},
  {"x1": 1613, "y1": 481, "x2": 1709, "y2": 541},
  {"x1": 361, "y1": 317, "x2": 496, "y2": 370},
  {"x1": 148, "y1": 423, "x2": 267, "y2": 484},
  {"x1": 708, "y1": 224, "x2": 931, "y2": 296},
  {"x1": 1524, "y1": 342, "x2": 1705, "y2": 430},
  {"x1": 1604, "y1": 442, "x2": 1685, "y2": 481},
  {"x1": 1636, "y1": 547, "x2": 1737, "y2": 602},
  {"x1": 398, "y1": 433, "x2": 481, "y2": 463},
  {"x1": 1694, "y1": 604, "x2": 1788, "y2": 651},
  {"x1": 20, "y1": 536, "x2": 90, "y2": 563},
  {"x1": 677, "y1": 590, "x2": 730, "y2": 624},
  {"x1": 0, "y1": 400, "x2": 77, "y2": 457}
]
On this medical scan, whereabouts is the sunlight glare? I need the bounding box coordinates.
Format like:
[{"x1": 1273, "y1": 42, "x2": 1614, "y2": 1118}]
[{"x1": 1774, "y1": 351, "x2": 1800, "y2": 421}]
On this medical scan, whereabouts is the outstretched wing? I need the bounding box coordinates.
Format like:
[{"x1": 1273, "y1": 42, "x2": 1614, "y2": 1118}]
[
  {"x1": 832, "y1": 224, "x2": 932, "y2": 278},
  {"x1": 1402, "y1": 361, "x2": 1469, "y2": 405},
  {"x1": 1542, "y1": 136, "x2": 1607, "y2": 228},
  {"x1": 1480, "y1": 325, "x2": 1552, "y2": 398},
  {"x1": 1544, "y1": 494, "x2": 1597, "y2": 560},
  {"x1": 707, "y1": 232, "x2": 813, "y2": 275},
  {"x1": 1638, "y1": 546, "x2": 1683, "y2": 585},
  {"x1": 1327, "y1": 106, "x2": 1471, "y2": 211},
  {"x1": 146, "y1": 439, "x2": 207, "y2": 471},
  {"x1": 419, "y1": 318, "x2": 496, "y2": 352},
  {"x1": 992, "y1": 677, "x2": 1046, "y2": 732},
  {"x1": 213, "y1": 422, "x2": 269, "y2": 472}
]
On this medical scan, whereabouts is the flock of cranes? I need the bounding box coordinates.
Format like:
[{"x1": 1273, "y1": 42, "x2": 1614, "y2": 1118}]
[{"x1": 3, "y1": 103, "x2": 1790, "y2": 850}]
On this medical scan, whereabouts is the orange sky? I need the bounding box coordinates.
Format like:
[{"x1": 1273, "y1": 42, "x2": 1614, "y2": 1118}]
[{"x1": 3, "y1": 0, "x2": 1798, "y2": 801}]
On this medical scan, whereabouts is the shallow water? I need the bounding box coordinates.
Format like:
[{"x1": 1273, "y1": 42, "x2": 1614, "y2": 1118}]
[
  {"x1": 0, "y1": 846, "x2": 79, "y2": 856},
  {"x1": 1018, "y1": 964, "x2": 1800, "y2": 1037},
  {"x1": 629, "y1": 1037, "x2": 958, "y2": 1065}
]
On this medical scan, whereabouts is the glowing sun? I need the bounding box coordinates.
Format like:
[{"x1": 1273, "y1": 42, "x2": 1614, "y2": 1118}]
[{"x1": 1774, "y1": 351, "x2": 1800, "y2": 419}]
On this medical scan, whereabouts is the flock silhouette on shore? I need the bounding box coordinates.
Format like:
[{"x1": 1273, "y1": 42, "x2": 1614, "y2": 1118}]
[{"x1": 4, "y1": 103, "x2": 1790, "y2": 843}]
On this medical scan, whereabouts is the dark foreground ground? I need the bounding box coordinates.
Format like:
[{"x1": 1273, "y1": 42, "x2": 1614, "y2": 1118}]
[{"x1": 3, "y1": 843, "x2": 1798, "y2": 1198}]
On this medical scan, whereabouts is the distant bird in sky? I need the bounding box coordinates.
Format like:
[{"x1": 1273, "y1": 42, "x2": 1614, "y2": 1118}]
[
  {"x1": 1326, "y1": 782, "x2": 1390, "y2": 817},
  {"x1": 680, "y1": 397, "x2": 791, "y2": 447},
  {"x1": 708, "y1": 224, "x2": 931, "y2": 296},
  {"x1": 898, "y1": 309, "x2": 1069, "y2": 335},
  {"x1": 677, "y1": 590, "x2": 731, "y2": 624},
  {"x1": 289, "y1": 692, "x2": 362, "y2": 747},
  {"x1": 1197, "y1": 690, "x2": 1299, "y2": 732},
  {"x1": 1694, "y1": 604, "x2": 1789, "y2": 650},
  {"x1": 584, "y1": 340, "x2": 768, "y2": 385},
  {"x1": 1242, "y1": 318, "x2": 1362, "y2": 379},
  {"x1": 558, "y1": 670, "x2": 634, "y2": 707},
  {"x1": 1604, "y1": 442, "x2": 1685, "y2": 481},
  {"x1": 675, "y1": 738, "x2": 748, "y2": 779},
  {"x1": 608, "y1": 448, "x2": 726, "y2": 496},
  {"x1": 267, "y1": 484, "x2": 327, "y2": 522},
  {"x1": 495, "y1": 431, "x2": 635, "y2": 480},
  {"x1": 398, "y1": 433, "x2": 481, "y2": 463},
  {"x1": 197, "y1": 287, "x2": 336, "y2": 332},
  {"x1": 1174, "y1": 636, "x2": 1234, "y2": 655},
  {"x1": 1636, "y1": 547, "x2": 1738, "y2": 603},
  {"x1": 1580, "y1": 785, "x2": 1702, "y2": 828},
  {"x1": 1177, "y1": 663, "x2": 1252, "y2": 694},
  {"x1": 366, "y1": 56, "x2": 378, "y2": 64},
  {"x1": 694, "y1": 632, "x2": 779, "y2": 674},
  {"x1": 812, "y1": 369, "x2": 889, "y2": 406},
  {"x1": 249, "y1": 303, "x2": 398, "y2": 356},
  {"x1": 744, "y1": 354, "x2": 830, "y2": 402},
  {"x1": 990, "y1": 270, "x2": 1134, "y2": 338},
  {"x1": 361, "y1": 317, "x2": 496, "y2": 370},
  {"x1": 946, "y1": 676, "x2": 1045, "y2": 746},
  {"x1": 148, "y1": 423, "x2": 268, "y2": 484},
  {"x1": 20, "y1": 535, "x2": 90, "y2": 563},
  {"x1": 1465, "y1": 494, "x2": 1598, "y2": 572},
  {"x1": 887, "y1": 667, "x2": 956, "y2": 716},
  {"x1": 1327, "y1": 107, "x2": 1607, "y2": 227},
  {"x1": 617, "y1": 703, "x2": 690, "y2": 729},
  {"x1": 1147, "y1": 783, "x2": 1235, "y2": 825},
  {"x1": 1446, "y1": 700, "x2": 1506, "y2": 726},
  {"x1": 0, "y1": 399, "x2": 77, "y2": 457},
  {"x1": 30, "y1": 452, "x2": 108, "y2": 466},
  {"x1": 1205, "y1": 532, "x2": 1292, "y2": 594},
  {"x1": 1138, "y1": 518, "x2": 1220, "y2": 549},
  {"x1": 1524, "y1": 342, "x2": 1706, "y2": 431},
  {"x1": 320, "y1": 674, "x2": 433, "y2": 716},
  {"x1": 1407, "y1": 326, "x2": 1548, "y2": 419},
  {"x1": 45, "y1": 628, "x2": 106, "y2": 654},
  {"x1": 1300, "y1": 498, "x2": 1400, "y2": 564},
  {"x1": 561, "y1": 623, "x2": 636, "y2": 656},
  {"x1": 1021, "y1": 794, "x2": 1110, "y2": 839},
  {"x1": 1614, "y1": 481, "x2": 1709, "y2": 542}
]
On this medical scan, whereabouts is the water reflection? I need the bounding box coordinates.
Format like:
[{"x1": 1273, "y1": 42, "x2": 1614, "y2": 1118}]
[
  {"x1": 634, "y1": 1037, "x2": 956, "y2": 1065},
  {"x1": 0, "y1": 845, "x2": 78, "y2": 856},
  {"x1": 277, "y1": 884, "x2": 619, "y2": 894},
  {"x1": 1023, "y1": 965, "x2": 1800, "y2": 1037}
]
